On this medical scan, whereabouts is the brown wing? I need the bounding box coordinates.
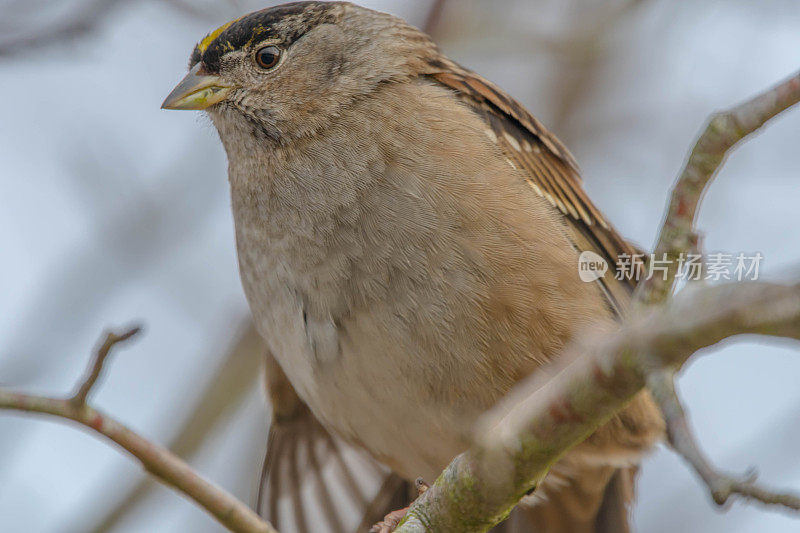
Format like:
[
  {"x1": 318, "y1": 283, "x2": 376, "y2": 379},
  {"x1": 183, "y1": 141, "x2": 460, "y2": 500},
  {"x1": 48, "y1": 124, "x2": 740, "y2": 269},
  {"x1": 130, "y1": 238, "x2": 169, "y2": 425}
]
[{"x1": 424, "y1": 58, "x2": 641, "y2": 315}]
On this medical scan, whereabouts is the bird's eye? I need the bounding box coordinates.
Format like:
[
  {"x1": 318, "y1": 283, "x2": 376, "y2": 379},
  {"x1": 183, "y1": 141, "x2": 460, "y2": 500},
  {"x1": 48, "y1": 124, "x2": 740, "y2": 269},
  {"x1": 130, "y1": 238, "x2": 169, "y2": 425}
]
[{"x1": 255, "y1": 46, "x2": 281, "y2": 69}]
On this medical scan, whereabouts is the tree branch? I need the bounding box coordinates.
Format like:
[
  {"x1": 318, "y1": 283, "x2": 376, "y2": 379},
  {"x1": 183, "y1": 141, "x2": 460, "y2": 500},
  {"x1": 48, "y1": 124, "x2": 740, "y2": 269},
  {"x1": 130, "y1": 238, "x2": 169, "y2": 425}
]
[
  {"x1": 0, "y1": 328, "x2": 278, "y2": 533},
  {"x1": 0, "y1": 0, "x2": 128, "y2": 57},
  {"x1": 3, "y1": 7, "x2": 798, "y2": 528},
  {"x1": 397, "y1": 281, "x2": 800, "y2": 532},
  {"x1": 423, "y1": 0, "x2": 447, "y2": 36},
  {"x1": 647, "y1": 370, "x2": 800, "y2": 511},
  {"x1": 70, "y1": 325, "x2": 141, "y2": 406},
  {"x1": 629, "y1": 68, "x2": 800, "y2": 513},
  {"x1": 637, "y1": 70, "x2": 800, "y2": 305},
  {"x1": 395, "y1": 70, "x2": 800, "y2": 532}
]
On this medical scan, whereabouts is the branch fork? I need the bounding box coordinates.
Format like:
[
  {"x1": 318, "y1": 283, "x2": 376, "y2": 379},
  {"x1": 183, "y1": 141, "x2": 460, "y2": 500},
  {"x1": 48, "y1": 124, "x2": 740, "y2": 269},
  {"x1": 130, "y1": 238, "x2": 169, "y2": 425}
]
[
  {"x1": 0, "y1": 326, "x2": 277, "y2": 533},
  {"x1": 394, "y1": 70, "x2": 800, "y2": 532},
  {"x1": 0, "y1": 60, "x2": 798, "y2": 533}
]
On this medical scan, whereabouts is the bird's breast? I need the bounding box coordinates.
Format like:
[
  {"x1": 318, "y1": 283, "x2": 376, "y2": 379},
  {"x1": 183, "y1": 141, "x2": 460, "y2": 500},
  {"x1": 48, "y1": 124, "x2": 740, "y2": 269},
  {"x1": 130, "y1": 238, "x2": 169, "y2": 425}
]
[{"x1": 224, "y1": 79, "x2": 612, "y2": 479}]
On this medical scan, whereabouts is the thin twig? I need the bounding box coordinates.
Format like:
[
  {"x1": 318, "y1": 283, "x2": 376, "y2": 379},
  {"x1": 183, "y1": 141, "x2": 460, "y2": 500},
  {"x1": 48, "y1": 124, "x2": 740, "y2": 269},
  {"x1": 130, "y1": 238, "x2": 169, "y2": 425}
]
[
  {"x1": 395, "y1": 281, "x2": 800, "y2": 532},
  {"x1": 0, "y1": 390, "x2": 277, "y2": 533},
  {"x1": 0, "y1": 328, "x2": 278, "y2": 533},
  {"x1": 647, "y1": 370, "x2": 800, "y2": 511},
  {"x1": 395, "y1": 69, "x2": 800, "y2": 532},
  {"x1": 546, "y1": 0, "x2": 648, "y2": 138},
  {"x1": 70, "y1": 326, "x2": 141, "y2": 406},
  {"x1": 85, "y1": 320, "x2": 263, "y2": 532},
  {"x1": 0, "y1": 0, "x2": 127, "y2": 57},
  {"x1": 629, "y1": 69, "x2": 800, "y2": 518},
  {"x1": 163, "y1": 0, "x2": 226, "y2": 22},
  {"x1": 637, "y1": 70, "x2": 800, "y2": 305},
  {"x1": 423, "y1": 0, "x2": 447, "y2": 36}
]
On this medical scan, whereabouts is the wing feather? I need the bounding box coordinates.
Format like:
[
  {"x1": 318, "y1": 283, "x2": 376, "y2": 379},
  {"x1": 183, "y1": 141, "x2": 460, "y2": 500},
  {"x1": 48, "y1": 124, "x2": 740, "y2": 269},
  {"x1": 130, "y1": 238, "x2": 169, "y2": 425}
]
[
  {"x1": 258, "y1": 352, "x2": 409, "y2": 532},
  {"x1": 424, "y1": 59, "x2": 642, "y2": 310},
  {"x1": 257, "y1": 53, "x2": 648, "y2": 533}
]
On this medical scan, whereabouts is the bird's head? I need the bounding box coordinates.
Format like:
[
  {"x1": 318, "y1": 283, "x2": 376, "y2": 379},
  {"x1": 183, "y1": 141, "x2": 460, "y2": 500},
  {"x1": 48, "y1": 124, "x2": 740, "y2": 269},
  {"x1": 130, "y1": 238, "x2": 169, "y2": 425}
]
[{"x1": 162, "y1": 1, "x2": 436, "y2": 143}]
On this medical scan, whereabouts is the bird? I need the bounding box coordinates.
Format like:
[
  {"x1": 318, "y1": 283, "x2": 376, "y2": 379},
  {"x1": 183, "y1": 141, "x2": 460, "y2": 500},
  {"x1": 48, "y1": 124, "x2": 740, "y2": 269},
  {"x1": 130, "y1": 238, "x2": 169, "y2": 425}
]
[{"x1": 162, "y1": 2, "x2": 665, "y2": 532}]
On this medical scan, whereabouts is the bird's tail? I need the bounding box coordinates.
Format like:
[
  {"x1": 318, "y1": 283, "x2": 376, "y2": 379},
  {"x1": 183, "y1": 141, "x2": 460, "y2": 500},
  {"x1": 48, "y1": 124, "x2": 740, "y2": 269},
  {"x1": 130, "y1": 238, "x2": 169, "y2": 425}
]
[
  {"x1": 259, "y1": 350, "x2": 662, "y2": 533},
  {"x1": 495, "y1": 464, "x2": 636, "y2": 533},
  {"x1": 494, "y1": 389, "x2": 663, "y2": 532}
]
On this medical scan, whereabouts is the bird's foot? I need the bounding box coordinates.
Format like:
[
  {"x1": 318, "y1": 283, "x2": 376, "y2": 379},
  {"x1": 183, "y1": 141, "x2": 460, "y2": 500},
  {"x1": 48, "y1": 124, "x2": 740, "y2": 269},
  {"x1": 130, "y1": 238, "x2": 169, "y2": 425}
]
[
  {"x1": 369, "y1": 478, "x2": 429, "y2": 533},
  {"x1": 369, "y1": 507, "x2": 408, "y2": 533}
]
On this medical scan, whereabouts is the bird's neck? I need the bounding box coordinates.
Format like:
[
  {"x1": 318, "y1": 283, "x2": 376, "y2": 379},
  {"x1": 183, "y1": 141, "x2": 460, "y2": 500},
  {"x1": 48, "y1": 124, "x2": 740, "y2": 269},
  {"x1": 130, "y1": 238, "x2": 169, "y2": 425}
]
[{"x1": 226, "y1": 108, "x2": 378, "y2": 319}]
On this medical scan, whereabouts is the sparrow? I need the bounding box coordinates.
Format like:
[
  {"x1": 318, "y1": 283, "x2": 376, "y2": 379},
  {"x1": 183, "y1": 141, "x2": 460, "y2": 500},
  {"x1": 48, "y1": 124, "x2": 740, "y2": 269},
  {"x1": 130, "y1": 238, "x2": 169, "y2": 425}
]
[{"x1": 162, "y1": 2, "x2": 664, "y2": 531}]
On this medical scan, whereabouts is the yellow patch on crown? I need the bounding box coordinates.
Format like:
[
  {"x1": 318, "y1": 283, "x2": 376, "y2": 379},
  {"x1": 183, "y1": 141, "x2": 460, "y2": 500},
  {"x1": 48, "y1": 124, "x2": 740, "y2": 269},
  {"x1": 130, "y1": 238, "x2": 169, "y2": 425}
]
[
  {"x1": 197, "y1": 16, "x2": 244, "y2": 53},
  {"x1": 244, "y1": 25, "x2": 268, "y2": 48}
]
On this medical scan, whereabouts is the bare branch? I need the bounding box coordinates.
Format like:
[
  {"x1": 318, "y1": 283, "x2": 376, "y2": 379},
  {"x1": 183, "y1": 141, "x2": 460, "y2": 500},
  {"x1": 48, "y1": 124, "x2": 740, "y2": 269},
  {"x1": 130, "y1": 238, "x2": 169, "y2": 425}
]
[
  {"x1": 0, "y1": 329, "x2": 278, "y2": 533},
  {"x1": 162, "y1": 0, "x2": 228, "y2": 22},
  {"x1": 637, "y1": 70, "x2": 800, "y2": 305},
  {"x1": 0, "y1": 0, "x2": 228, "y2": 57},
  {"x1": 395, "y1": 69, "x2": 800, "y2": 532},
  {"x1": 395, "y1": 281, "x2": 800, "y2": 532},
  {"x1": 84, "y1": 320, "x2": 263, "y2": 532},
  {"x1": 648, "y1": 370, "x2": 800, "y2": 511},
  {"x1": 625, "y1": 68, "x2": 800, "y2": 518},
  {"x1": 3, "y1": 4, "x2": 797, "y2": 529},
  {"x1": 70, "y1": 326, "x2": 141, "y2": 406},
  {"x1": 0, "y1": 0, "x2": 127, "y2": 57},
  {"x1": 545, "y1": 0, "x2": 649, "y2": 138},
  {"x1": 423, "y1": 0, "x2": 447, "y2": 36}
]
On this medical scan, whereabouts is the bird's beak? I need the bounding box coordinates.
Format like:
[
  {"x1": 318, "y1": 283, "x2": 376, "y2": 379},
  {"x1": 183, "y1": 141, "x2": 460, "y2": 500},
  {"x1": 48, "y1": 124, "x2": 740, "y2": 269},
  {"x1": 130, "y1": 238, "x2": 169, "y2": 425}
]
[{"x1": 161, "y1": 63, "x2": 232, "y2": 110}]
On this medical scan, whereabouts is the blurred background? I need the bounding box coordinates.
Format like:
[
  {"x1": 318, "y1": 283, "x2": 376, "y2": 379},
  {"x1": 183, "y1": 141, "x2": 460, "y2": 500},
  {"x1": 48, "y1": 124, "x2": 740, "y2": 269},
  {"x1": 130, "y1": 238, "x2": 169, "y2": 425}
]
[{"x1": 0, "y1": 0, "x2": 798, "y2": 531}]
